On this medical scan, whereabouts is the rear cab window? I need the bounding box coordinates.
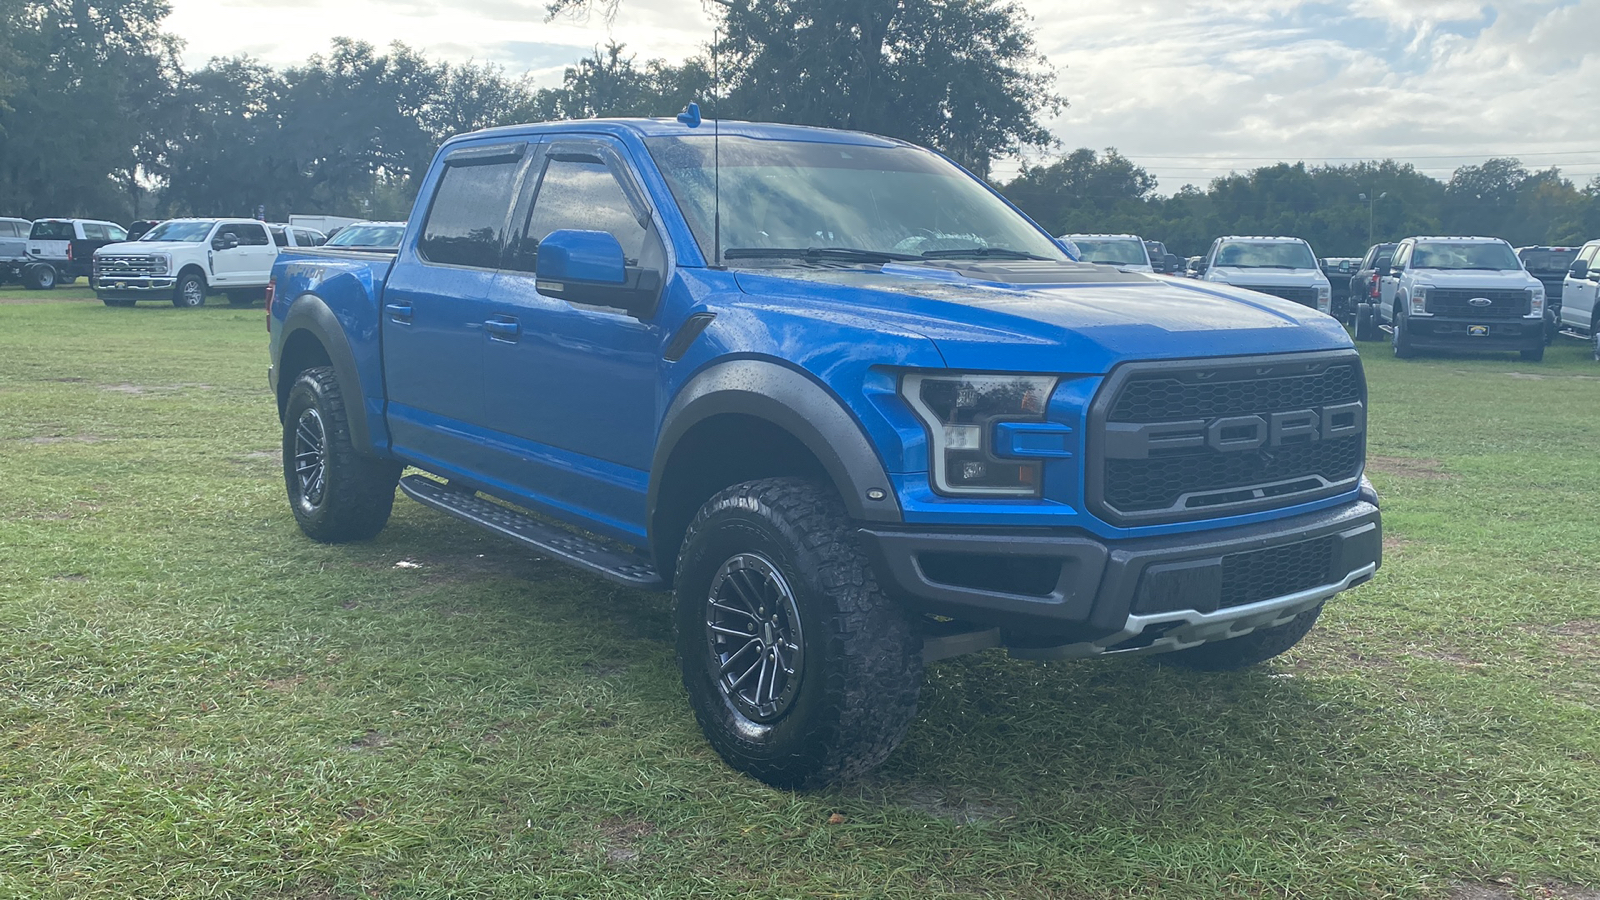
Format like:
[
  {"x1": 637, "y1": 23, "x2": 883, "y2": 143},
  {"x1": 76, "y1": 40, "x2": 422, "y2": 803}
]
[{"x1": 30, "y1": 220, "x2": 74, "y2": 240}]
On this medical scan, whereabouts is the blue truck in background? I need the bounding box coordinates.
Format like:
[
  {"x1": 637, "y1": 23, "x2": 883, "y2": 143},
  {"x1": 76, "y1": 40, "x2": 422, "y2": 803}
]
[{"x1": 267, "y1": 116, "x2": 1382, "y2": 789}]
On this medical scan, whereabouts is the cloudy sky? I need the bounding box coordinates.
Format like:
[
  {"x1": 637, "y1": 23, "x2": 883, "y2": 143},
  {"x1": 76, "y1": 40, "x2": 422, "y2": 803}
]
[{"x1": 164, "y1": 0, "x2": 1600, "y2": 191}]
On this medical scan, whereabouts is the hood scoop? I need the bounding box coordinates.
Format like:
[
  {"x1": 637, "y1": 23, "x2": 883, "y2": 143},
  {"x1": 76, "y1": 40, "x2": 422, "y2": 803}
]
[{"x1": 879, "y1": 259, "x2": 1152, "y2": 286}]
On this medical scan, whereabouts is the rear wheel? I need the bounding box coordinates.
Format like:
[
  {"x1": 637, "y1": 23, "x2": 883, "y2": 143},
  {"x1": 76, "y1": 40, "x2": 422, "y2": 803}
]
[
  {"x1": 25, "y1": 264, "x2": 56, "y2": 290},
  {"x1": 1353, "y1": 304, "x2": 1378, "y2": 341},
  {"x1": 282, "y1": 366, "x2": 402, "y2": 542},
  {"x1": 1593, "y1": 314, "x2": 1600, "y2": 362},
  {"x1": 1164, "y1": 603, "x2": 1325, "y2": 671},
  {"x1": 173, "y1": 273, "x2": 206, "y2": 308},
  {"x1": 675, "y1": 477, "x2": 923, "y2": 790}
]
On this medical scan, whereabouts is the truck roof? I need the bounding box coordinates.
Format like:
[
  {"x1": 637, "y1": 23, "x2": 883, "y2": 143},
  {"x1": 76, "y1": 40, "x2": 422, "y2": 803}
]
[{"x1": 452, "y1": 117, "x2": 913, "y2": 150}]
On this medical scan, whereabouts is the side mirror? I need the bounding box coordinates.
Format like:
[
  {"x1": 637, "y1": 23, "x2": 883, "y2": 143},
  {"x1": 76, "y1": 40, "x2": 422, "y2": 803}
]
[
  {"x1": 535, "y1": 229, "x2": 660, "y2": 316},
  {"x1": 212, "y1": 234, "x2": 239, "y2": 251},
  {"x1": 1376, "y1": 262, "x2": 1393, "y2": 277},
  {"x1": 1193, "y1": 261, "x2": 1208, "y2": 274},
  {"x1": 1569, "y1": 259, "x2": 1590, "y2": 280}
]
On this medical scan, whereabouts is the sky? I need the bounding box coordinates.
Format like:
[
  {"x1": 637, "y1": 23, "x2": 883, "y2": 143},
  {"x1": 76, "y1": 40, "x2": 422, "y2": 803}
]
[{"x1": 164, "y1": 0, "x2": 1600, "y2": 192}]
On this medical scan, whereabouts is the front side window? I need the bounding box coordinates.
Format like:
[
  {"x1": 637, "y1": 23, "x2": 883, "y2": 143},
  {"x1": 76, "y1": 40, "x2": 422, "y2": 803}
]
[
  {"x1": 233, "y1": 223, "x2": 270, "y2": 246},
  {"x1": 419, "y1": 159, "x2": 521, "y2": 269},
  {"x1": 1212, "y1": 241, "x2": 1317, "y2": 269},
  {"x1": 82, "y1": 223, "x2": 109, "y2": 240},
  {"x1": 1578, "y1": 244, "x2": 1599, "y2": 266},
  {"x1": 270, "y1": 226, "x2": 289, "y2": 247},
  {"x1": 509, "y1": 155, "x2": 652, "y2": 272},
  {"x1": 1410, "y1": 241, "x2": 1519, "y2": 271},
  {"x1": 141, "y1": 221, "x2": 216, "y2": 242},
  {"x1": 645, "y1": 135, "x2": 1067, "y2": 263},
  {"x1": 106, "y1": 224, "x2": 127, "y2": 242}
]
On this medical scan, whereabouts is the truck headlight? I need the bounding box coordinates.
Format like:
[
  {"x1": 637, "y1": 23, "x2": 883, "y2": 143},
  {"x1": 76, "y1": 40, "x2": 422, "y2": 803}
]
[
  {"x1": 902, "y1": 373, "x2": 1057, "y2": 497},
  {"x1": 1529, "y1": 285, "x2": 1544, "y2": 317},
  {"x1": 1317, "y1": 284, "x2": 1331, "y2": 314},
  {"x1": 1409, "y1": 285, "x2": 1430, "y2": 316},
  {"x1": 154, "y1": 254, "x2": 170, "y2": 275}
]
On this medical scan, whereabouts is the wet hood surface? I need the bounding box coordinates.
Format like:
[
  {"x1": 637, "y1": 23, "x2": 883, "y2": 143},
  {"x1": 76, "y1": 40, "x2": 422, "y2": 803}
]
[{"x1": 732, "y1": 260, "x2": 1353, "y2": 373}]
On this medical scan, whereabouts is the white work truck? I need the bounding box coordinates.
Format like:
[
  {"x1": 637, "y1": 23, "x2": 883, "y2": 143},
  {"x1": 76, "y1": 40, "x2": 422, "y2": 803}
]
[{"x1": 93, "y1": 218, "x2": 279, "y2": 308}]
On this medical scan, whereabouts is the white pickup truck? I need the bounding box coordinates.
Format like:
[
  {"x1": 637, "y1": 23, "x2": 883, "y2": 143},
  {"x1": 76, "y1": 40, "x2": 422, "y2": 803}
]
[{"x1": 93, "y1": 218, "x2": 279, "y2": 308}]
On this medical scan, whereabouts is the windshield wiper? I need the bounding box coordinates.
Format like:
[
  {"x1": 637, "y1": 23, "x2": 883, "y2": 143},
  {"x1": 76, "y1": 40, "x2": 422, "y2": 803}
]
[
  {"x1": 722, "y1": 246, "x2": 921, "y2": 263},
  {"x1": 919, "y1": 248, "x2": 1050, "y2": 261}
]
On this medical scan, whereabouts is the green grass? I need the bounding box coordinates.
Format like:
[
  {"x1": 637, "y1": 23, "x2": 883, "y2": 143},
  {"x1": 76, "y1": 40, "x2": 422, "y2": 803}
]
[{"x1": 1, "y1": 285, "x2": 1598, "y2": 899}]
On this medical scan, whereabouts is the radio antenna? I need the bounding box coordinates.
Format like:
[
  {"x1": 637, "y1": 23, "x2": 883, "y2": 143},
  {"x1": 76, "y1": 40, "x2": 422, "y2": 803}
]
[{"x1": 712, "y1": 27, "x2": 723, "y2": 269}]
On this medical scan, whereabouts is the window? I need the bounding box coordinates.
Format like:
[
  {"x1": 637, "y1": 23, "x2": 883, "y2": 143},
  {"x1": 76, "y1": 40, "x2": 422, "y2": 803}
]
[
  {"x1": 30, "y1": 220, "x2": 74, "y2": 239},
  {"x1": 509, "y1": 155, "x2": 652, "y2": 273},
  {"x1": 0, "y1": 221, "x2": 17, "y2": 237},
  {"x1": 295, "y1": 229, "x2": 324, "y2": 246},
  {"x1": 1391, "y1": 244, "x2": 1411, "y2": 270},
  {"x1": 270, "y1": 226, "x2": 289, "y2": 247},
  {"x1": 419, "y1": 159, "x2": 520, "y2": 269},
  {"x1": 107, "y1": 225, "x2": 127, "y2": 242},
  {"x1": 1577, "y1": 244, "x2": 1599, "y2": 265},
  {"x1": 83, "y1": 223, "x2": 109, "y2": 240},
  {"x1": 232, "y1": 223, "x2": 270, "y2": 246}
]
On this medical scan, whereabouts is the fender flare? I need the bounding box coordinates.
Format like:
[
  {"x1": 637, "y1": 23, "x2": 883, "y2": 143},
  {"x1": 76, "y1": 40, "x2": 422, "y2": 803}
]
[
  {"x1": 649, "y1": 360, "x2": 902, "y2": 534},
  {"x1": 277, "y1": 293, "x2": 373, "y2": 452}
]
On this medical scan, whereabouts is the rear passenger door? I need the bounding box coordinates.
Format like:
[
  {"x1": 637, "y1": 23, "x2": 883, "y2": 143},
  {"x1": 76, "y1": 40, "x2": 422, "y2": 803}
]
[{"x1": 382, "y1": 140, "x2": 533, "y2": 469}]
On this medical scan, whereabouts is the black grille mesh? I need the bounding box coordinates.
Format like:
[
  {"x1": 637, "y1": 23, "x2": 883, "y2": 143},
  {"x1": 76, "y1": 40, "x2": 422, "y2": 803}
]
[
  {"x1": 1220, "y1": 537, "x2": 1336, "y2": 608},
  {"x1": 1106, "y1": 436, "x2": 1363, "y2": 512},
  {"x1": 1109, "y1": 364, "x2": 1360, "y2": 422},
  {"x1": 1240, "y1": 284, "x2": 1319, "y2": 306},
  {"x1": 1425, "y1": 289, "x2": 1530, "y2": 318}
]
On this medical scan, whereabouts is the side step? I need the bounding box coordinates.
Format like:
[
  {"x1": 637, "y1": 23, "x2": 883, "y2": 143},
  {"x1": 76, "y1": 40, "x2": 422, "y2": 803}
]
[{"x1": 398, "y1": 474, "x2": 666, "y2": 591}]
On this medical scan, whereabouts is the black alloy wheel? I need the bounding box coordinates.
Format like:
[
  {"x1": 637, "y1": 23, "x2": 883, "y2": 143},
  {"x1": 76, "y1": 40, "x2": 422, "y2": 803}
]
[
  {"x1": 281, "y1": 366, "x2": 401, "y2": 542},
  {"x1": 705, "y1": 552, "x2": 806, "y2": 724}
]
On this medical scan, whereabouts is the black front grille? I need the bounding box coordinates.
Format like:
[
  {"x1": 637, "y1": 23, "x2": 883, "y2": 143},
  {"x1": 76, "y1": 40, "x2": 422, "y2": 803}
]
[
  {"x1": 1106, "y1": 436, "x2": 1363, "y2": 512},
  {"x1": 1220, "y1": 537, "x2": 1336, "y2": 608},
  {"x1": 1426, "y1": 289, "x2": 1530, "y2": 318},
  {"x1": 1091, "y1": 353, "x2": 1366, "y2": 526},
  {"x1": 1239, "y1": 284, "x2": 1319, "y2": 307},
  {"x1": 1109, "y1": 364, "x2": 1360, "y2": 422}
]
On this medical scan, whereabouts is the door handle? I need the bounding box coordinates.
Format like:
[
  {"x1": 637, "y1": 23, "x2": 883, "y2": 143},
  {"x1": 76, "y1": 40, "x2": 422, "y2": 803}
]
[
  {"x1": 385, "y1": 302, "x2": 413, "y2": 323},
  {"x1": 485, "y1": 316, "x2": 520, "y2": 341}
]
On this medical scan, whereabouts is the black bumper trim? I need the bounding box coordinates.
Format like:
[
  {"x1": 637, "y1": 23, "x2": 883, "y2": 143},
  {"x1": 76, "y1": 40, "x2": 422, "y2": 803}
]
[{"x1": 858, "y1": 499, "x2": 1381, "y2": 635}]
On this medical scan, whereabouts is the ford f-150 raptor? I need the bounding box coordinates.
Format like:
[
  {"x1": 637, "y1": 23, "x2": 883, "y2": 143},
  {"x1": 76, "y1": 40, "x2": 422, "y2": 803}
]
[{"x1": 268, "y1": 115, "x2": 1382, "y2": 789}]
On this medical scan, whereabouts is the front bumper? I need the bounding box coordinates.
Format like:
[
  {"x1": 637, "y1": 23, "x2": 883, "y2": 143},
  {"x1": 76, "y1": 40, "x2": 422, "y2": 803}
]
[
  {"x1": 1403, "y1": 315, "x2": 1543, "y2": 350},
  {"x1": 859, "y1": 492, "x2": 1381, "y2": 656},
  {"x1": 94, "y1": 276, "x2": 176, "y2": 298}
]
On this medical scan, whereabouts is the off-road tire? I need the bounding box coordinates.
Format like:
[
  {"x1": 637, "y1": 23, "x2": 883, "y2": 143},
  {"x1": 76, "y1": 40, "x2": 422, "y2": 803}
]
[
  {"x1": 282, "y1": 366, "x2": 402, "y2": 543},
  {"x1": 173, "y1": 273, "x2": 206, "y2": 308},
  {"x1": 25, "y1": 264, "x2": 56, "y2": 290},
  {"x1": 1353, "y1": 304, "x2": 1378, "y2": 341},
  {"x1": 675, "y1": 477, "x2": 923, "y2": 790},
  {"x1": 1392, "y1": 309, "x2": 1416, "y2": 358},
  {"x1": 1519, "y1": 344, "x2": 1545, "y2": 363},
  {"x1": 1163, "y1": 602, "x2": 1325, "y2": 671}
]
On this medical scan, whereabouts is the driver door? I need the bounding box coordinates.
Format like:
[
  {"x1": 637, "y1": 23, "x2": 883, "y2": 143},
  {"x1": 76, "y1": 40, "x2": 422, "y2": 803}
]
[{"x1": 1564, "y1": 244, "x2": 1600, "y2": 330}]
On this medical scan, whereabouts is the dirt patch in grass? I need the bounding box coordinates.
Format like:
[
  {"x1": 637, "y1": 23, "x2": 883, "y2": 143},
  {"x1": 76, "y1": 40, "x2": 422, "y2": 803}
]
[
  {"x1": 895, "y1": 786, "x2": 1018, "y2": 825},
  {"x1": 263, "y1": 675, "x2": 307, "y2": 693},
  {"x1": 1384, "y1": 534, "x2": 1416, "y2": 554},
  {"x1": 96, "y1": 382, "x2": 213, "y2": 395},
  {"x1": 1368, "y1": 455, "x2": 1452, "y2": 479},
  {"x1": 21, "y1": 434, "x2": 109, "y2": 445},
  {"x1": 1452, "y1": 882, "x2": 1600, "y2": 900},
  {"x1": 597, "y1": 817, "x2": 656, "y2": 866},
  {"x1": 349, "y1": 730, "x2": 392, "y2": 752}
]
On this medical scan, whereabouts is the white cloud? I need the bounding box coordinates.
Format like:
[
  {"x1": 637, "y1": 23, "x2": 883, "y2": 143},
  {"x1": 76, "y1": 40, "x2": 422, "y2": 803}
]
[{"x1": 166, "y1": 0, "x2": 1600, "y2": 191}]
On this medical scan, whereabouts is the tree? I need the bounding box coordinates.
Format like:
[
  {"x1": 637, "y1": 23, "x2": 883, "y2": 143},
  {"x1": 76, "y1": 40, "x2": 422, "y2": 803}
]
[
  {"x1": 511, "y1": 43, "x2": 710, "y2": 124},
  {"x1": 1001, "y1": 148, "x2": 1156, "y2": 234}
]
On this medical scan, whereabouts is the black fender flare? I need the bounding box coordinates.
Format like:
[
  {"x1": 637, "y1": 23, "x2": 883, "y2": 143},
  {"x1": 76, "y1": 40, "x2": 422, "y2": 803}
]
[
  {"x1": 276, "y1": 293, "x2": 373, "y2": 452},
  {"x1": 649, "y1": 359, "x2": 902, "y2": 536}
]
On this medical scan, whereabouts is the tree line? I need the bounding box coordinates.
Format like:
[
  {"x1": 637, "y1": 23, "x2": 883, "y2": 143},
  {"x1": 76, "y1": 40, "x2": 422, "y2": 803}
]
[{"x1": 1, "y1": 0, "x2": 1596, "y2": 258}]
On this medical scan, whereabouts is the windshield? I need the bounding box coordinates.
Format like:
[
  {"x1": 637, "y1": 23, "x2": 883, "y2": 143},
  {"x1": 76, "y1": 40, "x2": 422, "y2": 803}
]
[
  {"x1": 1412, "y1": 242, "x2": 1520, "y2": 270},
  {"x1": 325, "y1": 223, "x2": 405, "y2": 249},
  {"x1": 140, "y1": 221, "x2": 215, "y2": 243},
  {"x1": 1518, "y1": 248, "x2": 1578, "y2": 274},
  {"x1": 1068, "y1": 238, "x2": 1148, "y2": 266},
  {"x1": 1214, "y1": 241, "x2": 1317, "y2": 269},
  {"x1": 644, "y1": 135, "x2": 1067, "y2": 263}
]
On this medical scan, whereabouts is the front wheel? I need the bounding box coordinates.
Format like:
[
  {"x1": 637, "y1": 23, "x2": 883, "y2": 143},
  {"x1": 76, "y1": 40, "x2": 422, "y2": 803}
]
[
  {"x1": 1163, "y1": 603, "x2": 1324, "y2": 671},
  {"x1": 675, "y1": 477, "x2": 923, "y2": 790},
  {"x1": 1519, "y1": 343, "x2": 1545, "y2": 363},
  {"x1": 282, "y1": 366, "x2": 402, "y2": 542},
  {"x1": 173, "y1": 273, "x2": 206, "y2": 308},
  {"x1": 1392, "y1": 311, "x2": 1417, "y2": 358}
]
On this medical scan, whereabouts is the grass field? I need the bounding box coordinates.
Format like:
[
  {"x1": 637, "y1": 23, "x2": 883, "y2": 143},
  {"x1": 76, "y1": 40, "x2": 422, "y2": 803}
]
[{"x1": 1, "y1": 284, "x2": 1597, "y2": 899}]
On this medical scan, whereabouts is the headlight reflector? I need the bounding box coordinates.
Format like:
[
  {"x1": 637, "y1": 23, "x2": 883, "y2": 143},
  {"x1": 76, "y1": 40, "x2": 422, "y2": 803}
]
[
  {"x1": 1409, "y1": 285, "x2": 1430, "y2": 316},
  {"x1": 902, "y1": 373, "x2": 1058, "y2": 497}
]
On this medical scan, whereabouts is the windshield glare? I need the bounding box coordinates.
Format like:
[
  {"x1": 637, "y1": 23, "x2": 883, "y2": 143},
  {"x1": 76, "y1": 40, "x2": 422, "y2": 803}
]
[
  {"x1": 1214, "y1": 241, "x2": 1317, "y2": 269},
  {"x1": 326, "y1": 224, "x2": 405, "y2": 249},
  {"x1": 1068, "y1": 238, "x2": 1148, "y2": 266},
  {"x1": 644, "y1": 135, "x2": 1067, "y2": 263},
  {"x1": 1412, "y1": 242, "x2": 1520, "y2": 270},
  {"x1": 140, "y1": 221, "x2": 215, "y2": 243}
]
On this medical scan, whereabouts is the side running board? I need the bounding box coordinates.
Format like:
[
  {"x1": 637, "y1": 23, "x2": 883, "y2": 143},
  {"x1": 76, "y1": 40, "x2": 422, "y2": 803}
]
[{"x1": 398, "y1": 474, "x2": 666, "y2": 591}]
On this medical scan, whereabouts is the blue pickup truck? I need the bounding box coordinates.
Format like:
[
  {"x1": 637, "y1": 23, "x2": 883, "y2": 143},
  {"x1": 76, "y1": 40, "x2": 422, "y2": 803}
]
[{"x1": 268, "y1": 116, "x2": 1382, "y2": 788}]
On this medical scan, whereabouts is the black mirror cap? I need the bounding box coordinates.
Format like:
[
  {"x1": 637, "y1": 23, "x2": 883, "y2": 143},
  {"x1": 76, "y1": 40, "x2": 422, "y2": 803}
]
[
  {"x1": 1570, "y1": 259, "x2": 1590, "y2": 280},
  {"x1": 1376, "y1": 263, "x2": 1393, "y2": 277},
  {"x1": 538, "y1": 266, "x2": 663, "y2": 318}
]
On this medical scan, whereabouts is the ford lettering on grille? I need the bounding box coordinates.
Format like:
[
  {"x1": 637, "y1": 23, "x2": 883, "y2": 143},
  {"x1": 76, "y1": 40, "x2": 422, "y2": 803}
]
[{"x1": 1087, "y1": 352, "x2": 1367, "y2": 526}]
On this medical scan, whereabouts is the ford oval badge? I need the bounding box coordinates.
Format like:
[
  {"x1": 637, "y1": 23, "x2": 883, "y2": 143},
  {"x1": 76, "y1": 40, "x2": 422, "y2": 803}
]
[{"x1": 1469, "y1": 296, "x2": 1492, "y2": 306}]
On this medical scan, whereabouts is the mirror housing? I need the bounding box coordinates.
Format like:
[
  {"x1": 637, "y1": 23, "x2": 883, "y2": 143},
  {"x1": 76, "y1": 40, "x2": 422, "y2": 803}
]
[
  {"x1": 1569, "y1": 259, "x2": 1590, "y2": 280},
  {"x1": 535, "y1": 229, "x2": 660, "y2": 316},
  {"x1": 212, "y1": 233, "x2": 240, "y2": 251},
  {"x1": 1376, "y1": 262, "x2": 1393, "y2": 277}
]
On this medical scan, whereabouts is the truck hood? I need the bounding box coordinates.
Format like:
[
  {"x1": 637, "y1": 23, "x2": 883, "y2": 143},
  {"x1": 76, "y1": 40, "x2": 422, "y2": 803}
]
[
  {"x1": 95, "y1": 241, "x2": 199, "y2": 255},
  {"x1": 1408, "y1": 269, "x2": 1539, "y2": 290},
  {"x1": 1206, "y1": 267, "x2": 1329, "y2": 287},
  {"x1": 732, "y1": 260, "x2": 1352, "y2": 373}
]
